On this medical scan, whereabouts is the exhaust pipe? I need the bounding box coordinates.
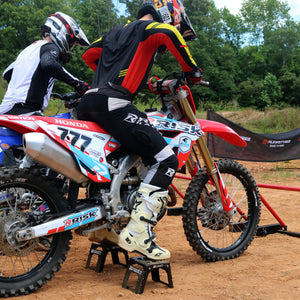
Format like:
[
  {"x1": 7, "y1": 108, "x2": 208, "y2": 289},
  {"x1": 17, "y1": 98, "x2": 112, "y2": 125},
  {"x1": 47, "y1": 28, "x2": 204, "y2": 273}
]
[{"x1": 23, "y1": 132, "x2": 89, "y2": 184}]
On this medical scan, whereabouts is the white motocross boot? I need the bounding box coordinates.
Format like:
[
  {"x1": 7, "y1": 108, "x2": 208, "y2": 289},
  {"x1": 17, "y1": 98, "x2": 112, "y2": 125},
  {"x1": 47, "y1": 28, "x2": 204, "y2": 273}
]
[{"x1": 118, "y1": 183, "x2": 170, "y2": 260}]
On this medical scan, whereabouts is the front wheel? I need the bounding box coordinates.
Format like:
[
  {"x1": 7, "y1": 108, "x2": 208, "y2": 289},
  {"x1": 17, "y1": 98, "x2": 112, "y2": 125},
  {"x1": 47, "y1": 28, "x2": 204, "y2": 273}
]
[
  {"x1": 182, "y1": 159, "x2": 261, "y2": 262},
  {"x1": 0, "y1": 167, "x2": 72, "y2": 297}
]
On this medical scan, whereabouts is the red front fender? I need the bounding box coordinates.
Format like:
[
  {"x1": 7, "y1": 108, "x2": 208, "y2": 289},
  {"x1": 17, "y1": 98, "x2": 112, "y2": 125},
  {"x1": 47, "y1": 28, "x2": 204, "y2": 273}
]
[{"x1": 197, "y1": 119, "x2": 247, "y2": 147}]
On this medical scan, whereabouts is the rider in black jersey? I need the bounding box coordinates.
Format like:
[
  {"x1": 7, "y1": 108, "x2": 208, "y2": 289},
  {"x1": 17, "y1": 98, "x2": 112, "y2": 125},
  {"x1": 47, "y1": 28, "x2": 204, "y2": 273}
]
[
  {"x1": 78, "y1": 0, "x2": 202, "y2": 260},
  {"x1": 0, "y1": 12, "x2": 90, "y2": 116}
]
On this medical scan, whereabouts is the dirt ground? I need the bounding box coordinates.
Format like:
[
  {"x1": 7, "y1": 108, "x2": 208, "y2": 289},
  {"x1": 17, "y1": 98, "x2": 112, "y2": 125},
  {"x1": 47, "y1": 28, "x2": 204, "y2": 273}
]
[{"x1": 12, "y1": 160, "x2": 300, "y2": 300}]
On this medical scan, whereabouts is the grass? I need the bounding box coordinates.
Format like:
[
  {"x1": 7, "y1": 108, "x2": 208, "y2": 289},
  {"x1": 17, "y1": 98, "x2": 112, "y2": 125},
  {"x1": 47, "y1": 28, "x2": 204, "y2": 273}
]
[
  {"x1": 45, "y1": 98, "x2": 68, "y2": 116},
  {"x1": 213, "y1": 107, "x2": 300, "y2": 134}
]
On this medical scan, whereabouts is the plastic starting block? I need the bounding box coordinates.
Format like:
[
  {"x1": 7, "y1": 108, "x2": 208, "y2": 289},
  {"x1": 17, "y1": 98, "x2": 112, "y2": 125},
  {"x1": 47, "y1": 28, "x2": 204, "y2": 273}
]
[
  {"x1": 122, "y1": 256, "x2": 173, "y2": 294},
  {"x1": 85, "y1": 242, "x2": 129, "y2": 272}
]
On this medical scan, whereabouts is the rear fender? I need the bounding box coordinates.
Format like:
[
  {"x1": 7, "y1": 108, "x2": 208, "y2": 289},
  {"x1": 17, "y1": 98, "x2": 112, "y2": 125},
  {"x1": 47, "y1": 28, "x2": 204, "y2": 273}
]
[
  {"x1": 0, "y1": 115, "x2": 39, "y2": 165},
  {"x1": 0, "y1": 115, "x2": 41, "y2": 134},
  {"x1": 197, "y1": 119, "x2": 246, "y2": 147}
]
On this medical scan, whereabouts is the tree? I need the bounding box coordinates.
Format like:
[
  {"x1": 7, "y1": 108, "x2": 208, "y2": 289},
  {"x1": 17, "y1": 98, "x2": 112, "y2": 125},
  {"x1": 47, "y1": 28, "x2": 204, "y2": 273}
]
[
  {"x1": 0, "y1": 0, "x2": 70, "y2": 69},
  {"x1": 119, "y1": 0, "x2": 142, "y2": 19},
  {"x1": 279, "y1": 69, "x2": 300, "y2": 106},
  {"x1": 240, "y1": 0, "x2": 290, "y2": 45},
  {"x1": 219, "y1": 7, "x2": 246, "y2": 49}
]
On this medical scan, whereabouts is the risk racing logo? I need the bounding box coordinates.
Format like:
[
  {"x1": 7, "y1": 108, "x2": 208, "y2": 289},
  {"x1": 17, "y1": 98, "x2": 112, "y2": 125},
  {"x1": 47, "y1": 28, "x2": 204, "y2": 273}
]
[{"x1": 64, "y1": 209, "x2": 97, "y2": 229}]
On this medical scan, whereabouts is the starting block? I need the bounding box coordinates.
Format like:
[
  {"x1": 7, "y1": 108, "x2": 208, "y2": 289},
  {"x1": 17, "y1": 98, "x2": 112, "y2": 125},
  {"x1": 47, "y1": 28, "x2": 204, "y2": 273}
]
[
  {"x1": 122, "y1": 256, "x2": 173, "y2": 294},
  {"x1": 85, "y1": 242, "x2": 129, "y2": 272}
]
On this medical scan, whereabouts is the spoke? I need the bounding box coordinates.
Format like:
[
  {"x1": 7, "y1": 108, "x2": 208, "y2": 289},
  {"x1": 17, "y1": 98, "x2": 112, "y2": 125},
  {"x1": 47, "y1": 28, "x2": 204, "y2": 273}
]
[
  {"x1": 18, "y1": 256, "x2": 27, "y2": 274},
  {"x1": 10, "y1": 256, "x2": 18, "y2": 277},
  {"x1": 0, "y1": 185, "x2": 52, "y2": 279},
  {"x1": 26, "y1": 254, "x2": 34, "y2": 272},
  {"x1": 34, "y1": 250, "x2": 45, "y2": 263},
  {"x1": 199, "y1": 172, "x2": 249, "y2": 249},
  {"x1": 0, "y1": 255, "x2": 8, "y2": 276}
]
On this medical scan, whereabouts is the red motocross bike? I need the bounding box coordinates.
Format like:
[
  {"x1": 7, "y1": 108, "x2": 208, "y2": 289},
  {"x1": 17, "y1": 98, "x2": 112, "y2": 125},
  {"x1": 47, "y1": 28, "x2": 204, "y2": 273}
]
[{"x1": 0, "y1": 72, "x2": 261, "y2": 297}]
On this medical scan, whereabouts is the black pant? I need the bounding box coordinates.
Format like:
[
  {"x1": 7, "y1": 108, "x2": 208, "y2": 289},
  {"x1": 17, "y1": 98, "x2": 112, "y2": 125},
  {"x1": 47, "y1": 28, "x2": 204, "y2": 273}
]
[
  {"x1": 4, "y1": 103, "x2": 43, "y2": 115},
  {"x1": 77, "y1": 93, "x2": 178, "y2": 189}
]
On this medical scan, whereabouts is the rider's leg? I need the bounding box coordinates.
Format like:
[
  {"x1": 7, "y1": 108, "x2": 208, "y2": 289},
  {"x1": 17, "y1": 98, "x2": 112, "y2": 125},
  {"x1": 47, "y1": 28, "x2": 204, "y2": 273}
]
[
  {"x1": 118, "y1": 152, "x2": 178, "y2": 260},
  {"x1": 118, "y1": 182, "x2": 170, "y2": 259},
  {"x1": 78, "y1": 98, "x2": 179, "y2": 259}
]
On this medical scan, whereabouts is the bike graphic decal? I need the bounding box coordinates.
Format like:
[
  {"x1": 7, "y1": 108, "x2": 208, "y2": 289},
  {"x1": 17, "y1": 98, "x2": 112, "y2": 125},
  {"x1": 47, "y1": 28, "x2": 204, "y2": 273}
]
[
  {"x1": 64, "y1": 209, "x2": 98, "y2": 230},
  {"x1": 150, "y1": 116, "x2": 204, "y2": 138},
  {"x1": 179, "y1": 136, "x2": 192, "y2": 153},
  {"x1": 46, "y1": 208, "x2": 101, "y2": 235},
  {"x1": 57, "y1": 127, "x2": 92, "y2": 152},
  {"x1": 69, "y1": 143, "x2": 111, "y2": 182}
]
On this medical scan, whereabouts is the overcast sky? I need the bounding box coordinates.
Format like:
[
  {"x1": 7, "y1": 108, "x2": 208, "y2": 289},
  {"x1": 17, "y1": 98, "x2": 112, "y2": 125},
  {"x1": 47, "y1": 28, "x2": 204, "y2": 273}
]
[{"x1": 113, "y1": 0, "x2": 300, "y2": 21}]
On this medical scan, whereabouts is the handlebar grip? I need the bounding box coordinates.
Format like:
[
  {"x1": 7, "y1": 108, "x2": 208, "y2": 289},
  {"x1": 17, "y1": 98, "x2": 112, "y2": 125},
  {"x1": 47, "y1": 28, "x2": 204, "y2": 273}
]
[
  {"x1": 199, "y1": 80, "x2": 210, "y2": 86},
  {"x1": 51, "y1": 93, "x2": 63, "y2": 99}
]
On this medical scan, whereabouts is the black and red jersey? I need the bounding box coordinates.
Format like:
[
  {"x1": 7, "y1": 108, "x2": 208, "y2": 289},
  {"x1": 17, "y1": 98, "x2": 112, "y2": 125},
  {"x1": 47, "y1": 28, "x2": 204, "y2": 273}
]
[{"x1": 82, "y1": 20, "x2": 197, "y2": 98}]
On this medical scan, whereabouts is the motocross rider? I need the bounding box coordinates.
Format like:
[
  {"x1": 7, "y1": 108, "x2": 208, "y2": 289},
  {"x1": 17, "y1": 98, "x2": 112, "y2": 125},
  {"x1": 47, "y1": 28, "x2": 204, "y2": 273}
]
[
  {"x1": 0, "y1": 12, "x2": 90, "y2": 116},
  {"x1": 78, "y1": 0, "x2": 202, "y2": 260}
]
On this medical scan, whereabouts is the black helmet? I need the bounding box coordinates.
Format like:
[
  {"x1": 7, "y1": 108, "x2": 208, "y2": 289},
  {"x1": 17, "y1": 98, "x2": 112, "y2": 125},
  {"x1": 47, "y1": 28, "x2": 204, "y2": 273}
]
[
  {"x1": 41, "y1": 12, "x2": 90, "y2": 55},
  {"x1": 137, "y1": 0, "x2": 196, "y2": 41}
]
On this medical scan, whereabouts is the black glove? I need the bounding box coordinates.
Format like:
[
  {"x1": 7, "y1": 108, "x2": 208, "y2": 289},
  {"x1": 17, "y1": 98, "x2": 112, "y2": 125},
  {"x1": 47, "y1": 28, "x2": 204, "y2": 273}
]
[
  {"x1": 75, "y1": 80, "x2": 90, "y2": 95},
  {"x1": 184, "y1": 67, "x2": 203, "y2": 85}
]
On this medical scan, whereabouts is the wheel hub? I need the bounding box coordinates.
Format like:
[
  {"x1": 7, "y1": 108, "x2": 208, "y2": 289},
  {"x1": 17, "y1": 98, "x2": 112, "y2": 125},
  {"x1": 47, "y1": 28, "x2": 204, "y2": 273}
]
[
  {"x1": 199, "y1": 191, "x2": 230, "y2": 230},
  {"x1": 0, "y1": 212, "x2": 38, "y2": 257}
]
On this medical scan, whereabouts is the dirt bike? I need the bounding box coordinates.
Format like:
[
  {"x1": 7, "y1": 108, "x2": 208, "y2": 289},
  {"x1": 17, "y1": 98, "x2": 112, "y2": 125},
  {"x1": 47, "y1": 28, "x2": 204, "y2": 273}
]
[
  {"x1": 0, "y1": 92, "x2": 79, "y2": 167},
  {"x1": 0, "y1": 72, "x2": 261, "y2": 297}
]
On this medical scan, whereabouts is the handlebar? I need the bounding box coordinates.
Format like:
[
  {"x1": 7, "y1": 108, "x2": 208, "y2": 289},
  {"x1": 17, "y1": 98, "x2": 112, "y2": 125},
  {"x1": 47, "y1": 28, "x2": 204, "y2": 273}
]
[
  {"x1": 199, "y1": 80, "x2": 210, "y2": 86},
  {"x1": 148, "y1": 72, "x2": 209, "y2": 96},
  {"x1": 51, "y1": 92, "x2": 81, "y2": 110}
]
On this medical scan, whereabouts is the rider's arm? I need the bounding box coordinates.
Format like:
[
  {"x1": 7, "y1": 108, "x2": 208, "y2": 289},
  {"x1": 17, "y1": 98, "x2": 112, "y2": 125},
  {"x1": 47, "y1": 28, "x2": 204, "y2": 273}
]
[
  {"x1": 144, "y1": 22, "x2": 198, "y2": 72},
  {"x1": 82, "y1": 37, "x2": 103, "y2": 72},
  {"x1": 40, "y1": 43, "x2": 79, "y2": 87},
  {"x1": 2, "y1": 61, "x2": 16, "y2": 83}
]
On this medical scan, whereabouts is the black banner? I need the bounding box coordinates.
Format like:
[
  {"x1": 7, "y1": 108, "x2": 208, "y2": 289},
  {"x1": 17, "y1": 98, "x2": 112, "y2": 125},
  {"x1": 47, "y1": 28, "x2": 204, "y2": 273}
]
[{"x1": 206, "y1": 109, "x2": 300, "y2": 162}]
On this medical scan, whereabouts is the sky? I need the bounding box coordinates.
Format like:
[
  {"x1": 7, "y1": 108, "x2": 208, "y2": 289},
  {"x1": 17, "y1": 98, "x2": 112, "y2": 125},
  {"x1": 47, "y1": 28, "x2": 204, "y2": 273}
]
[
  {"x1": 214, "y1": 0, "x2": 300, "y2": 21},
  {"x1": 113, "y1": 0, "x2": 300, "y2": 22}
]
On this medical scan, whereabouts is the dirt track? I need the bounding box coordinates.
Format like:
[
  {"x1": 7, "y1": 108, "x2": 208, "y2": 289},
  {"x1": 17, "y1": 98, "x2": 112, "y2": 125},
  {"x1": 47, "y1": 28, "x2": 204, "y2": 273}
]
[{"x1": 11, "y1": 160, "x2": 300, "y2": 300}]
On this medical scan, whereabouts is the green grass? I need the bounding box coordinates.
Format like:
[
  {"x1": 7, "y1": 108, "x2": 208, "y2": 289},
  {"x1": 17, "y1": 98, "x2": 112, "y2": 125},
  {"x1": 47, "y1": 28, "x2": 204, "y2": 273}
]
[
  {"x1": 244, "y1": 108, "x2": 300, "y2": 134},
  {"x1": 44, "y1": 98, "x2": 68, "y2": 116}
]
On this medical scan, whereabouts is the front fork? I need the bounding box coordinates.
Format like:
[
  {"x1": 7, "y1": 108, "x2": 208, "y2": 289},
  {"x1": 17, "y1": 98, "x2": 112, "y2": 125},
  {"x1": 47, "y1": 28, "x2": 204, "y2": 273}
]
[{"x1": 179, "y1": 95, "x2": 235, "y2": 218}]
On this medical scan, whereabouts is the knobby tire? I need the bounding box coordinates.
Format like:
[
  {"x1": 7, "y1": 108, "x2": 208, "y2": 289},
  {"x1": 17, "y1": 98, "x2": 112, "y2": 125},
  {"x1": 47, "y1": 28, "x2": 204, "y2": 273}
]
[
  {"x1": 182, "y1": 159, "x2": 261, "y2": 262},
  {"x1": 0, "y1": 167, "x2": 72, "y2": 297}
]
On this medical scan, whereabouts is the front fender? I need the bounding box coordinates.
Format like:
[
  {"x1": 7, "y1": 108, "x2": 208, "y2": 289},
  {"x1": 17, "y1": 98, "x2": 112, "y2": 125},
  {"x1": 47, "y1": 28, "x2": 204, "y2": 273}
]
[{"x1": 197, "y1": 119, "x2": 246, "y2": 147}]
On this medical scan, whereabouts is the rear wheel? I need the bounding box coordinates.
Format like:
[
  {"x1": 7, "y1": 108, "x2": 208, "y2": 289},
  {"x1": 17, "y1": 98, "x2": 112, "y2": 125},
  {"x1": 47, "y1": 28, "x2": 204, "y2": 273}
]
[
  {"x1": 182, "y1": 159, "x2": 261, "y2": 262},
  {"x1": 0, "y1": 167, "x2": 72, "y2": 297}
]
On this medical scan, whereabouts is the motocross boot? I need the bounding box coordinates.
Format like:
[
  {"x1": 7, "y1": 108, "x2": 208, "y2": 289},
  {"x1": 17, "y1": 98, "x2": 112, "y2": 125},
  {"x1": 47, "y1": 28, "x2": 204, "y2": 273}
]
[
  {"x1": 88, "y1": 228, "x2": 119, "y2": 244},
  {"x1": 118, "y1": 182, "x2": 170, "y2": 260}
]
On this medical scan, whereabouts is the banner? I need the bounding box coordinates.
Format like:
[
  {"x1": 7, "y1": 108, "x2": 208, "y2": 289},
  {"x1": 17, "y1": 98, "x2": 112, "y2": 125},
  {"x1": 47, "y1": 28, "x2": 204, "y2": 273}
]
[{"x1": 206, "y1": 109, "x2": 300, "y2": 162}]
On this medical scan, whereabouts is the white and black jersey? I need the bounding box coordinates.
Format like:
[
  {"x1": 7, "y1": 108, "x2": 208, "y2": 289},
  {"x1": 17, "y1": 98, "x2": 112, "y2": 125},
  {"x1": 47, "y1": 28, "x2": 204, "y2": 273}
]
[{"x1": 0, "y1": 40, "x2": 79, "y2": 114}]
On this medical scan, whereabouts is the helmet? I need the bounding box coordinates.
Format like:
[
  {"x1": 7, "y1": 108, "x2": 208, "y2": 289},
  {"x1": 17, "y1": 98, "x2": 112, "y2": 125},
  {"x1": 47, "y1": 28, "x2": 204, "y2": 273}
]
[
  {"x1": 137, "y1": 0, "x2": 196, "y2": 41},
  {"x1": 41, "y1": 12, "x2": 90, "y2": 55}
]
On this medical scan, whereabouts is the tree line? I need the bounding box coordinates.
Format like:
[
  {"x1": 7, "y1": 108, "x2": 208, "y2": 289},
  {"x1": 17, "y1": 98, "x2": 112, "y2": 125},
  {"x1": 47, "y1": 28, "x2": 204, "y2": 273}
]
[{"x1": 0, "y1": 0, "x2": 299, "y2": 110}]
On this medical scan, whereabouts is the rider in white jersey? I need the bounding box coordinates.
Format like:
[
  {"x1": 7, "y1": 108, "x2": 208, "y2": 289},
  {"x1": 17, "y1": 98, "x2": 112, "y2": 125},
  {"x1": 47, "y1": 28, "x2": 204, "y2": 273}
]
[{"x1": 0, "y1": 12, "x2": 90, "y2": 116}]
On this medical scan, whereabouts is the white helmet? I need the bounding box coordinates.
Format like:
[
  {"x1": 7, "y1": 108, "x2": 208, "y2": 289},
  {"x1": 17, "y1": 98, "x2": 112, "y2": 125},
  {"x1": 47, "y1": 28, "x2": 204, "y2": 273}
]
[{"x1": 41, "y1": 12, "x2": 90, "y2": 55}]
